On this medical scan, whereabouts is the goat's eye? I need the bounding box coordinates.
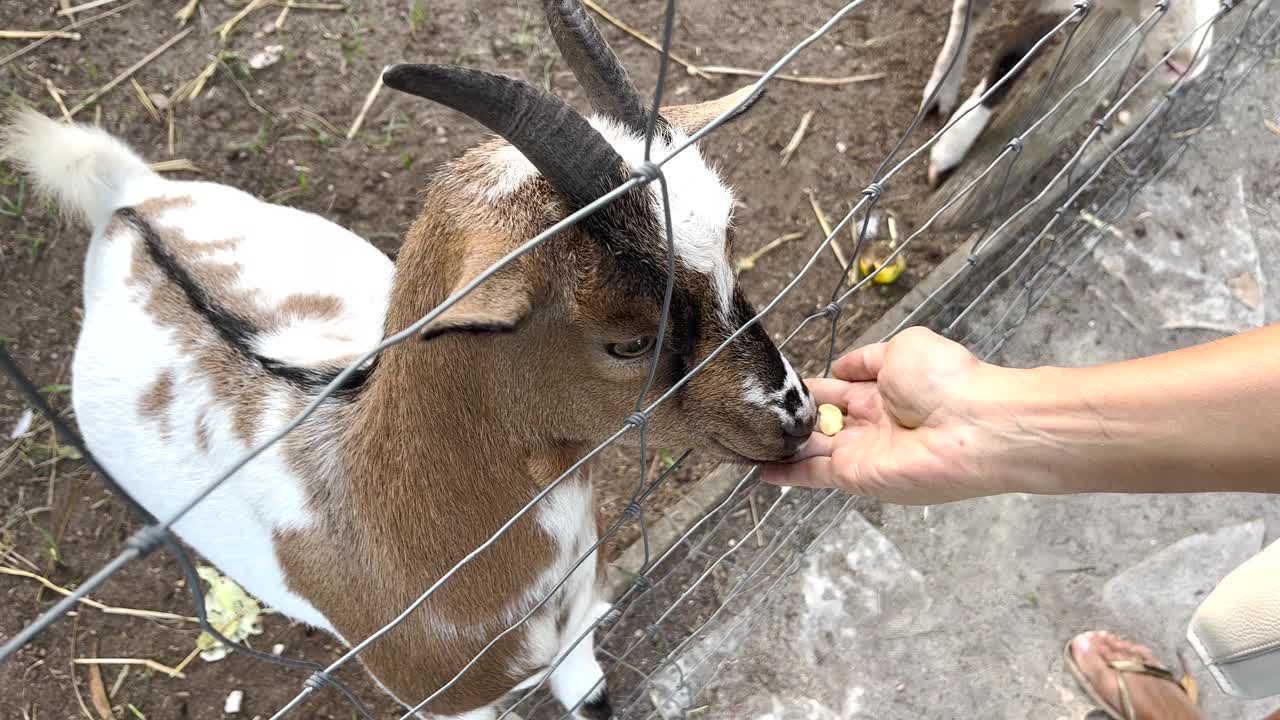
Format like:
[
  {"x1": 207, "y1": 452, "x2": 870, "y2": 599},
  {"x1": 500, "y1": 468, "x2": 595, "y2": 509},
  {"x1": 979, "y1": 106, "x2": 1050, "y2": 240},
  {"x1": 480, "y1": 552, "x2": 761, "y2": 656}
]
[{"x1": 606, "y1": 336, "x2": 657, "y2": 360}]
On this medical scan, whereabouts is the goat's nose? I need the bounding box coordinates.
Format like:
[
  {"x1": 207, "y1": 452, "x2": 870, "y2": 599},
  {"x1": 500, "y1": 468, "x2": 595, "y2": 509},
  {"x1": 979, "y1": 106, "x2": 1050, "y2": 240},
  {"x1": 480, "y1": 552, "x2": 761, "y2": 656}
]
[{"x1": 782, "y1": 412, "x2": 816, "y2": 448}]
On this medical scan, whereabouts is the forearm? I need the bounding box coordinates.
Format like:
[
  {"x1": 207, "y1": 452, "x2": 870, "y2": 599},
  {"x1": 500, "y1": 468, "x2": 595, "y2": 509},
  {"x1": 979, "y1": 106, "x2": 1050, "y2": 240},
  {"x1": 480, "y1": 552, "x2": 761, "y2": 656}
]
[{"x1": 974, "y1": 323, "x2": 1280, "y2": 496}]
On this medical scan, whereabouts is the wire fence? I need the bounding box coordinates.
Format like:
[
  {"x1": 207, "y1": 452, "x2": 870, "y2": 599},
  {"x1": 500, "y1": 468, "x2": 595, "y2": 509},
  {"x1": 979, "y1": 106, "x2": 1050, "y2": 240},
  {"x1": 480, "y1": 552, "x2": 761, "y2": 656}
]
[{"x1": 2, "y1": 0, "x2": 1278, "y2": 718}]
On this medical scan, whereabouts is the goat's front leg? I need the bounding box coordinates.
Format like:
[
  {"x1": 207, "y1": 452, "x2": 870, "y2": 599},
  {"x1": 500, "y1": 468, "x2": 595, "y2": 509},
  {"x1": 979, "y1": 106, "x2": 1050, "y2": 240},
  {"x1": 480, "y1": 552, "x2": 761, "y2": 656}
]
[
  {"x1": 921, "y1": 0, "x2": 993, "y2": 117},
  {"x1": 550, "y1": 633, "x2": 611, "y2": 720},
  {"x1": 547, "y1": 599, "x2": 614, "y2": 720}
]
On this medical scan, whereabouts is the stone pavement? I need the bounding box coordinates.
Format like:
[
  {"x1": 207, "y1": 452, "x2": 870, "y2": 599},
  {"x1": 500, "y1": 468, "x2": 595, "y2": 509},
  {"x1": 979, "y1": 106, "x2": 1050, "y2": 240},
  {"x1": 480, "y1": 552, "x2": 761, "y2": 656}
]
[{"x1": 677, "y1": 43, "x2": 1280, "y2": 720}]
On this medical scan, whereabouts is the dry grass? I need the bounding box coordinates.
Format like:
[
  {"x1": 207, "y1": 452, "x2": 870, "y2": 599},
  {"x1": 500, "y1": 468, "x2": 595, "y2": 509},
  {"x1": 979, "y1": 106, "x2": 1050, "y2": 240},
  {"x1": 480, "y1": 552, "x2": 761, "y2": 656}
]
[
  {"x1": 68, "y1": 27, "x2": 193, "y2": 118},
  {"x1": 779, "y1": 109, "x2": 815, "y2": 168},
  {"x1": 74, "y1": 657, "x2": 187, "y2": 680},
  {"x1": 583, "y1": 0, "x2": 888, "y2": 86},
  {"x1": 0, "y1": 566, "x2": 198, "y2": 623},
  {"x1": 734, "y1": 231, "x2": 805, "y2": 273},
  {"x1": 57, "y1": 0, "x2": 121, "y2": 17},
  {"x1": 807, "y1": 189, "x2": 855, "y2": 283},
  {"x1": 346, "y1": 71, "x2": 385, "y2": 140},
  {"x1": 148, "y1": 158, "x2": 201, "y2": 174},
  {"x1": 0, "y1": 30, "x2": 81, "y2": 40},
  {"x1": 214, "y1": 0, "x2": 273, "y2": 42}
]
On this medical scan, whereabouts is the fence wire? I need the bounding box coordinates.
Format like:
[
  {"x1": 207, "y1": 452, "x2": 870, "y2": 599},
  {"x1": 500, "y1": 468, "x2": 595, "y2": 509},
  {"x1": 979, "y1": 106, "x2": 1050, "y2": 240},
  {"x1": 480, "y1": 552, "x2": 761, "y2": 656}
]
[{"x1": 2, "y1": 0, "x2": 1277, "y2": 718}]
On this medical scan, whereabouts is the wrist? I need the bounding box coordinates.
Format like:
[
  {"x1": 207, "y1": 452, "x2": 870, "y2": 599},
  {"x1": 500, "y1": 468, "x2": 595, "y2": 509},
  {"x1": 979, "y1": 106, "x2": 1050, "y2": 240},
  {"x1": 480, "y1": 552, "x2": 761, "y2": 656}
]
[{"x1": 958, "y1": 363, "x2": 1107, "y2": 496}]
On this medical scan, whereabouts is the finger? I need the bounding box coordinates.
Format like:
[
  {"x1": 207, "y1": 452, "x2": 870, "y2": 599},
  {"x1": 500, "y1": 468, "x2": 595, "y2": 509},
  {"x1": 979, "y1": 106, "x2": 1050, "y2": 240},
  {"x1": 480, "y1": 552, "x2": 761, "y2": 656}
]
[
  {"x1": 787, "y1": 432, "x2": 835, "y2": 462},
  {"x1": 760, "y1": 456, "x2": 835, "y2": 489},
  {"x1": 803, "y1": 378, "x2": 855, "y2": 407},
  {"x1": 831, "y1": 342, "x2": 887, "y2": 383},
  {"x1": 843, "y1": 382, "x2": 882, "y2": 420}
]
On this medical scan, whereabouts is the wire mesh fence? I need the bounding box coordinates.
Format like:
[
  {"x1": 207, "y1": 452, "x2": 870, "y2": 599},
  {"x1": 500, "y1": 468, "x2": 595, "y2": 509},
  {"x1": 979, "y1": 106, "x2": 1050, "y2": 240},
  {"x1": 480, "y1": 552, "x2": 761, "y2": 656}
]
[{"x1": 2, "y1": 0, "x2": 1277, "y2": 718}]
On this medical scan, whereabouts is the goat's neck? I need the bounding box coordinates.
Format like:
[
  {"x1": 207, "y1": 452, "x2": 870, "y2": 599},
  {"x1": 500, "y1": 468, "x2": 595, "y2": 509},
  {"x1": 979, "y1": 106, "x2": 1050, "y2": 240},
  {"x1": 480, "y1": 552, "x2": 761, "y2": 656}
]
[
  {"x1": 337, "y1": 338, "x2": 584, "y2": 557},
  {"x1": 337, "y1": 221, "x2": 583, "y2": 547}
]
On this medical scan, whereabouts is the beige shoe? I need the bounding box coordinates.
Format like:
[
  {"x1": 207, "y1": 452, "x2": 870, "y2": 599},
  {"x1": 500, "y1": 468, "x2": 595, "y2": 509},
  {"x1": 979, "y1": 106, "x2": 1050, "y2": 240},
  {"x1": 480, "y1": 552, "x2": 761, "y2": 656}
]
[{"x1": 1187, "y1": 537, "x2": 1280, "y2": 700}]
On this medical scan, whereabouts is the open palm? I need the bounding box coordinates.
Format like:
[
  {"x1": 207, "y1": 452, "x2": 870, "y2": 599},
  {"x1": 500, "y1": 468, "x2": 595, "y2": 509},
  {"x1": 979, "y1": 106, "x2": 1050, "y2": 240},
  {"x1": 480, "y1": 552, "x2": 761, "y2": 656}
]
[{"x1": 762, "y1": 327, "x2": 1000, "y2": 505}]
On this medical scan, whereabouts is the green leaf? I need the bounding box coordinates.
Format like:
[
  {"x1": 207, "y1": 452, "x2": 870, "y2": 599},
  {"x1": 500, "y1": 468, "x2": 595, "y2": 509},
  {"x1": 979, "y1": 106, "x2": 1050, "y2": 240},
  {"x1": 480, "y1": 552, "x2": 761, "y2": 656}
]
[
  {"x1": 659, "y1": 448, "x2": 676, "y2": 469},
  {"x1": 34, "y1": 525, "x2": 61, "y2": 564}
]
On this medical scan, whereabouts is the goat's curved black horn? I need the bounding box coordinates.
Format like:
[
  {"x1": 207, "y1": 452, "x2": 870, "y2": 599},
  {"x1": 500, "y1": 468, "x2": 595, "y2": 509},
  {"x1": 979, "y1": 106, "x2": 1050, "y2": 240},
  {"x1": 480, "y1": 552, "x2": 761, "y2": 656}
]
[
  {"x1": 543, "y1": 0, "x2": 649, "y2": 134},
  {"x1": 382, "y1": 64, "x2": 629, "y2": 210}
]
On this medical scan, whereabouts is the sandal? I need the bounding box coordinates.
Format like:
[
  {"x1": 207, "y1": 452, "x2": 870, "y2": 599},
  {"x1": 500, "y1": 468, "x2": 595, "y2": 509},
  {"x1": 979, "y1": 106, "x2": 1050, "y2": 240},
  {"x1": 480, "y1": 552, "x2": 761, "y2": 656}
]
[{"x1": 1063, "y1": 637, "x2": 1199, "y2": 720}]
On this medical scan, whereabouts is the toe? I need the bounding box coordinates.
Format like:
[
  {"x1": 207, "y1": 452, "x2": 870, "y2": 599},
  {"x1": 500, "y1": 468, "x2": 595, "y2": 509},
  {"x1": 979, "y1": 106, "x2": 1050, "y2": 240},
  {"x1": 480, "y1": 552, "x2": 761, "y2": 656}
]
[{"x1": 1069, "y1": 631, "x2": 1199, "y2": 720}]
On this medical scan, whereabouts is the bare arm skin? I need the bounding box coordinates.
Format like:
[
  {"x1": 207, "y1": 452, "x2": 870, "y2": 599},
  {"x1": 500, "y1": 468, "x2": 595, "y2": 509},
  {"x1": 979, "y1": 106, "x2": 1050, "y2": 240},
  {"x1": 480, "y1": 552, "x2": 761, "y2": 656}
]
[{"x1": 762, "y1": 324, "x2": 1280, "y2": 504}]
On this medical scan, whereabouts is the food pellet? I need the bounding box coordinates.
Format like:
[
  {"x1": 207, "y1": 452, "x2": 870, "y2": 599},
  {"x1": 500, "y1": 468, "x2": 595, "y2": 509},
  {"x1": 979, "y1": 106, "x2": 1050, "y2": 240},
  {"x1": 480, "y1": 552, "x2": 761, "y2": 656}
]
[{"x1": 817, "y1": 403, "x2": 844, "y2": 436}]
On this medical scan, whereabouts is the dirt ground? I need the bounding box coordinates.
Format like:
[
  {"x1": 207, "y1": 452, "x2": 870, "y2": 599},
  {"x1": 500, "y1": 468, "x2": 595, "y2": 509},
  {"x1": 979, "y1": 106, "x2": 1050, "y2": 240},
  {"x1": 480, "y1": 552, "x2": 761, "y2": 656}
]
[{"x1": 0, "y1": 0, "x2": 1020, "y2": 717}]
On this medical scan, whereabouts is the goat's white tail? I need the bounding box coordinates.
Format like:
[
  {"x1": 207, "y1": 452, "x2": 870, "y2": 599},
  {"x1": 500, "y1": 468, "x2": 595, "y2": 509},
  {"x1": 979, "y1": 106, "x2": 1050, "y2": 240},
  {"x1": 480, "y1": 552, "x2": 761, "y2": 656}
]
[{"x1": 1, "y1": 107, "x2": 153, "y2": 230}]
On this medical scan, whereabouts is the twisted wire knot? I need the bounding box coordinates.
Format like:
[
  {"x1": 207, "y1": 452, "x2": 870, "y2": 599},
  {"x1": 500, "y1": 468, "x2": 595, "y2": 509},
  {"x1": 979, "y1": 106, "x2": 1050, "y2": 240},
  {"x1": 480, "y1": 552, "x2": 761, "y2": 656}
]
[
  {"x1": 631, "y1": 161, "x2": 663, "y2": 184},
  {"x1": 1074, "y1": 0, "x2": 1091, "y2": 11},
  {"x1": 1005, "y1": 137, "x2": 1024, "y2": 154},
  {"x1": 625, "y1": 413, "x2": 648, "y2": 432},
  {"x1": 632, "y1": 574, "x2": 653, "y2": 590},
  {"x1": 861, "y1": 182, "x2": 884, "y2": 202},
  {"x1": 126, "y1": 525, "x2": 169, "y2": 555},
  {"x1": 1154, "y1": 1, "x2": 1169, "y2": 10},
  {"x1": 305, "y1": 672, "x2": 335, "y2": 692},
  {"x1": 965, "y1": 254, "x2": 979, "y2": 266},
  {"x1": 623, "y1": 501, "x2": 644, "y2": 520},
  {"x1": 821, "y1": 302, "x2": 842, "y2": 318}
]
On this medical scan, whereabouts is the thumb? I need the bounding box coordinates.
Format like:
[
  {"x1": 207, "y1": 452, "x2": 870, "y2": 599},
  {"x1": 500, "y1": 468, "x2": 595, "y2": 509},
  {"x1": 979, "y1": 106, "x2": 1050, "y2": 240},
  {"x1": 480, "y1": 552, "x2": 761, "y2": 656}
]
[{"x1": 831, "y1": 342, "x2": 887, "y2": 383}]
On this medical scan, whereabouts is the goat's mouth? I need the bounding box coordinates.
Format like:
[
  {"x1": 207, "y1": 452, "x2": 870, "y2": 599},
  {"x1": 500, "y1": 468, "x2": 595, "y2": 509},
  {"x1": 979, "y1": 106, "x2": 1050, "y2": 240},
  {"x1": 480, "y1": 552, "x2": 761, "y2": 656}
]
[{"x1": 708, "y1": 435, "x2": 799, "y2": 465}]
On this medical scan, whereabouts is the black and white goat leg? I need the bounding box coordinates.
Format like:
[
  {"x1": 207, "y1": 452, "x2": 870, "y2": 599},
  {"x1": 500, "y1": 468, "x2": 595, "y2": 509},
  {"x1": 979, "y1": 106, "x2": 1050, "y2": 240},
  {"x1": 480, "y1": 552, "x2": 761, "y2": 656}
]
[
  {"x1": 927, "y1": 13, "x2": 1062, "y2": 188},
  {"x1": 921, "y1": 0, "x2": 995, "y2": 117}
]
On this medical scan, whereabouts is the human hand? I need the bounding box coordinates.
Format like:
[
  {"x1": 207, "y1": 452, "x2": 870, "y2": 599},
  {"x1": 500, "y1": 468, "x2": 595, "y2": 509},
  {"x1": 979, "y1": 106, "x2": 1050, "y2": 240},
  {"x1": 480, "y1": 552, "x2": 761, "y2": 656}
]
[{"x1": 761, "y1": 326, "x2": 1010, "y2": 504}]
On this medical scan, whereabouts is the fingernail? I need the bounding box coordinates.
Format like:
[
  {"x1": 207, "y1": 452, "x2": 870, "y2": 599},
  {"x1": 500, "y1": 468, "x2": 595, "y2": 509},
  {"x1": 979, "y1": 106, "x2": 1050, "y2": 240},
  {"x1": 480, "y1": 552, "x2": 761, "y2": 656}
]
[{"x1": 1079, "y1": 636, "x2": 1091, "y2": 651}]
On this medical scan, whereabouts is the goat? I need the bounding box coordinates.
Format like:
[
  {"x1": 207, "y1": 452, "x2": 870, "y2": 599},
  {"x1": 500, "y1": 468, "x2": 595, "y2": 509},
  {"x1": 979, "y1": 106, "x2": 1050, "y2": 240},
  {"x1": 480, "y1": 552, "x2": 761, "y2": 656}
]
[
  {"x1": 923, "y1": 0, "x2": 1220, "y2": 186},
  {"x1": 0, "y1": 1, "x2": 817, "y2": 717}
]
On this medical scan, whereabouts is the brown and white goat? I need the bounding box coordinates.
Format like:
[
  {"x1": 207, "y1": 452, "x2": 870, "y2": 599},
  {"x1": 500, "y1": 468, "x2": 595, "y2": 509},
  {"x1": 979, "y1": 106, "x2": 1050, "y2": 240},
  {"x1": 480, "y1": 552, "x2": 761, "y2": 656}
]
[
  {"x1": 1, "y1": 1, "x2": 816, "y2": 717},
  {"x1": 924, "y1": 0, "x2": 1220, "y2": 185}
]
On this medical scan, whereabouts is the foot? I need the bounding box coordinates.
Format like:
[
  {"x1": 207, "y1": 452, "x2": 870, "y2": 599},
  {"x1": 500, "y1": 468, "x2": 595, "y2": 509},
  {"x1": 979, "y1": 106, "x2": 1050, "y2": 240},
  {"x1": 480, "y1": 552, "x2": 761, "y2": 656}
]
[
  {"x1": 1068, "y1": 631, "x2": 1201, "y2": 720},
  {"x1": 920, "y1": 61, "x2": 963, "y2": 118}
]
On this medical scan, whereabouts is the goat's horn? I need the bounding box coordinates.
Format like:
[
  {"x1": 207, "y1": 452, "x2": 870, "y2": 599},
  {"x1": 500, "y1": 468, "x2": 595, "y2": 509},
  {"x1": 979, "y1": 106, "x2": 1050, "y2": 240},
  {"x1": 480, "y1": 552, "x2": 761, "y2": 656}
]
[
  {"x1": 382, "y1": 64, "x2": 628, "y2": 210},
  {"x1": 543, "y1": 0, "x2": 649, "y2": 134}
]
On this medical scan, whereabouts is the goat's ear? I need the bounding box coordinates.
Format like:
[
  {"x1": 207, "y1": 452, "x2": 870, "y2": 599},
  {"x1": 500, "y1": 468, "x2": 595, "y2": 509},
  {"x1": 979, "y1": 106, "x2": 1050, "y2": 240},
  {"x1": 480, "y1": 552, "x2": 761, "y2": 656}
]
[
  {"x1": 420, "y1": 271, "x2": 532, "y2": 342},
  {"x1": 660, "y1": 84, "x2": 766, "y2": 135}
]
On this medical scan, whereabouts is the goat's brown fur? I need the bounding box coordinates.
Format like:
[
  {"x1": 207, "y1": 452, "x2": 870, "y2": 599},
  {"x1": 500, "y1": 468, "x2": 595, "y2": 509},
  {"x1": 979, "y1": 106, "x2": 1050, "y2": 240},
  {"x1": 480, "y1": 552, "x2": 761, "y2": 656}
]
[{"x1": 137, "y1": 368, "x2": 176, "y2": 440}]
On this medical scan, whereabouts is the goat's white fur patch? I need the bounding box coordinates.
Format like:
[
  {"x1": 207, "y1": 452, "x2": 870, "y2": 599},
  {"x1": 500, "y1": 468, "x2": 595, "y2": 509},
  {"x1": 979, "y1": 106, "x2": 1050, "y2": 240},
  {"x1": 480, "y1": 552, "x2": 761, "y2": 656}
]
[
  {"x1": 484, "y1": 115, "x2": 738, "y2": 320},
  {"x1": 742, "y1": 353, "x2": 815, "y2": 424},
  {"x1": 781, "y1": 356, "x2": 812, "y2": 417},
  {"x1": 519, "y1": 476, "x2": 610, "y2": 713},
  {"x1": 72, "y1": 180, "x2": 393, "y2": 639}
]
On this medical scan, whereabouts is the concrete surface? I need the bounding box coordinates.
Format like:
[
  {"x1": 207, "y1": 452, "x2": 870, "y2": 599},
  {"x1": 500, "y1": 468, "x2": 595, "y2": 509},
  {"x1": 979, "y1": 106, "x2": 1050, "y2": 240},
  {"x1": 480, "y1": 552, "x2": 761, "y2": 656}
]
[{"x1": 662, "y1": 35, "x2": 1280, "y2": 720}]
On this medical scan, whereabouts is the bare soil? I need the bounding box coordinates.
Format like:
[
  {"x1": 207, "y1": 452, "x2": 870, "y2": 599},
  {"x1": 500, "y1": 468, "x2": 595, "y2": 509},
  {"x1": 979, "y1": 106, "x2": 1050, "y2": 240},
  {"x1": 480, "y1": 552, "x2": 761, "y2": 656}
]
[{"x1": 0, "y1": 0, "x2": 1018, "y2": 717}]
